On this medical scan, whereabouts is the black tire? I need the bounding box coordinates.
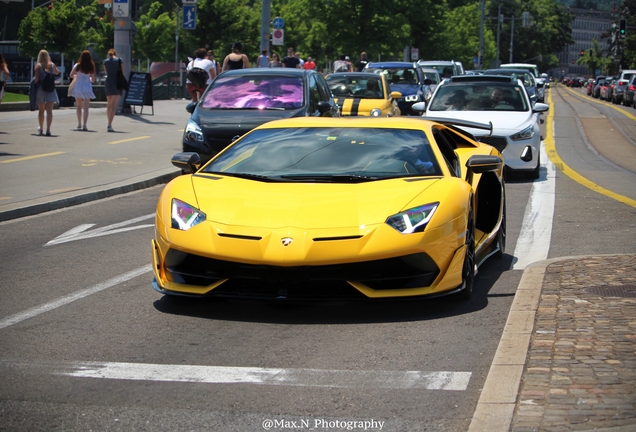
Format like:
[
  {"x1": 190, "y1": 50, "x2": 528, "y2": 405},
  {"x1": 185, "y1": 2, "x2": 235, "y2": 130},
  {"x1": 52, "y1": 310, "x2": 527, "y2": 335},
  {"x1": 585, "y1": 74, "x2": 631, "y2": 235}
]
[{"x1": 456, "y1": 206, "x2": 475, "y2": 301}]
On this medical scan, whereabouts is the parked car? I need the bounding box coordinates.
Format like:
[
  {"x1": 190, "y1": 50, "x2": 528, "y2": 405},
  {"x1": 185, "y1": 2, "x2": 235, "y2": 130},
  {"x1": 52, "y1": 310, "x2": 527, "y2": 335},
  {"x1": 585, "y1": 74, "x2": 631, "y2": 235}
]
[
  {"x1": 413, "y1": 74, "x2": 549, "y2": 179},
  {"x1": 483, "y1": 68, "x2": 540, "y2": 104},
  {"x1": 600, "y1": 78, "x2": 613, "y2": 100},
  {"x1": 182, "y1": 68, "x2": 338, "y2": 164},
  {"x1": 364, "y1": 61, "x2": 435, "y2": 115},
  {"x1": 325, "y1": 72, "x2": 401, "y2": 117},
  {"x1": 623, "y1": 75, "x2": 636, "y2": 107},
  {"x1": 592, "y1": 76, "x2": 606, "y2": 98},
  {"x1": 611, "y1": 78, "x2": 629, "y2": 104},
  {"x1": 154, "y1": 116, "x2": 506, "y2": 301}
]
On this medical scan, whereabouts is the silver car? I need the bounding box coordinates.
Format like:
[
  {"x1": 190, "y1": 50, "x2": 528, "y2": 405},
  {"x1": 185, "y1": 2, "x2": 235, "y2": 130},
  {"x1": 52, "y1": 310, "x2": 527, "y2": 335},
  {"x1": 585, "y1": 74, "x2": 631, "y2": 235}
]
[{"x1": 412, "y1": 75, "x2": 549, "y2": 179}]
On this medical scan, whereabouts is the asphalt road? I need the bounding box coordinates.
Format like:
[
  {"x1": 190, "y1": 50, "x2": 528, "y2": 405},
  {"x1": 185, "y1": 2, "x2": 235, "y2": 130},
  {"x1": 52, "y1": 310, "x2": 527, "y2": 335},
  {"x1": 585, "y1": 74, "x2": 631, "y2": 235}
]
[{"x1": 0, "y1": 86, "x2": 635, "y2": 431}]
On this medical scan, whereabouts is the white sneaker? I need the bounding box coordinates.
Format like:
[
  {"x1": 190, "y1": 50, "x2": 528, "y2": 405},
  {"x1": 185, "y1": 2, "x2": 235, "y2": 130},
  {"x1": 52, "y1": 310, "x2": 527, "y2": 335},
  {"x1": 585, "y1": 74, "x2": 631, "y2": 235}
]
[{"x1": 107, "y1": 126, "x2": 114, "y2": 132}]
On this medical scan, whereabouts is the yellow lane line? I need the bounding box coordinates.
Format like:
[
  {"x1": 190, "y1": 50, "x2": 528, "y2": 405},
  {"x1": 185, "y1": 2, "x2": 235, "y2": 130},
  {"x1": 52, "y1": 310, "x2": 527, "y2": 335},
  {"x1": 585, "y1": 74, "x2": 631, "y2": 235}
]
[
  {"x1": 0, "y1": 151, "x2": 66, "y2": 164},
  {"x1": 561, "y1": 85, "x2": 636, "y2": 121},
  {"x1": 545, "y1": 89, "x2": 636, "y2": 209},
  {"x1": 108, "y1": 136, "x2": 152, "y2": 145}
]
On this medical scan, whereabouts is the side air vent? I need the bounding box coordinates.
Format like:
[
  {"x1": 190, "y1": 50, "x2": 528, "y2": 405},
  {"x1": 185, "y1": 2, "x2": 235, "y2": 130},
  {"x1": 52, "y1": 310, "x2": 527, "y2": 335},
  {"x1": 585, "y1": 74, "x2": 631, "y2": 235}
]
[
  {"x1": 313, "y1": 235, "x2": 363, "y2": 242},
  {"x1": 217, "y1": 233, "x2": 262, "y2": 241}
]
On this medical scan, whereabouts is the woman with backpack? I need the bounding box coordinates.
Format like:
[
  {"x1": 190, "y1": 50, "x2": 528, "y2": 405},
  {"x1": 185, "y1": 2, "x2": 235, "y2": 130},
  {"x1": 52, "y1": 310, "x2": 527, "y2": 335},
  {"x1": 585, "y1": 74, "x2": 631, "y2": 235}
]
[
  {"x1": 69, "y1": 50, "x2": 96, "y2": 131},
  {"x1": 34, "y1": 49, "x2": 59, "y2": 136}
]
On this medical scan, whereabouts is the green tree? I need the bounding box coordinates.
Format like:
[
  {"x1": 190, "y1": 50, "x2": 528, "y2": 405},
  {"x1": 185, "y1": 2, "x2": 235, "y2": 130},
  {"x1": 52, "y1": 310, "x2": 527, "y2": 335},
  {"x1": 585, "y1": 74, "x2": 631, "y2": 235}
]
[
  {"x1": 192, "y1": 0, "x2": 260, "y2": 61},
  {"x1": 134, "y1": 2, "x2": 193, "y2": 62},
  {"x1": 435, "y1": 3, "x2": 496, "y2": 68},
  {"x1": 18, "y1": 0, "x2": 97, "y2": 59},
  {"x1": 577, "y1": 39, "x2": 612, "y2": 76}
]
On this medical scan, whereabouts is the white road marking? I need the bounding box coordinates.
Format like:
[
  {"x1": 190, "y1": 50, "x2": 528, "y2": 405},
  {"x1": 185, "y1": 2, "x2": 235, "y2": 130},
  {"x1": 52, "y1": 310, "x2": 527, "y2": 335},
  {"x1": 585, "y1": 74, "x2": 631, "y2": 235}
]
[
  {"x1": 58, "y1": 361, "x2": 471, "y2": 390},
  {"x1": 45, "y1": 213, "x2": 154, "y2": 246},
  {"x1": 0, "y1": 265, "x2": 151, "y2": 330},
  {"x1": 512, "y1": 142, "x2": 556, "y2": 270}
]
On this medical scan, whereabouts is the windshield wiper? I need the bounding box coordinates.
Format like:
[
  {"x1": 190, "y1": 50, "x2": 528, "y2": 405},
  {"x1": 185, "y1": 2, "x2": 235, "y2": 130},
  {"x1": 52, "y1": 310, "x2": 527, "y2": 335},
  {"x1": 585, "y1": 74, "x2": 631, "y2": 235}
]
[
  {"x1": 279, "y1": 174, "x2": 376, "y2": 183},
  {"x1": 205, "y1": 172, "x2": 273, "y2": 181}
]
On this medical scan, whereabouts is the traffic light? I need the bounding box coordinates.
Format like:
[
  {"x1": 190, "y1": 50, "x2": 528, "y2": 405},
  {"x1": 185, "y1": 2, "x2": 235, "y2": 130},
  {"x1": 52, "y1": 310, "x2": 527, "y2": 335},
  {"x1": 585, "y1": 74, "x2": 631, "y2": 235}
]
[
  {"x1": 620, "y1": 19, "x2": 626, "y2": 36},
  {"x1": 580, "y1": 50, "x2": 585, "y2": 57}
]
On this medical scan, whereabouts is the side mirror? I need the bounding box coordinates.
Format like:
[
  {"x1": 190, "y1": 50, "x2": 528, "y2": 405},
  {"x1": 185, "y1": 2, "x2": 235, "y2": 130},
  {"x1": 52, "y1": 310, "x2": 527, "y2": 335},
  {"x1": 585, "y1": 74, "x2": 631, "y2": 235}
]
[
  {"x1": 465, "y1": 155, "x2": 503, "y2": 185},
  {"x1": 411, "y1": 101, "x2": 426, "y2": 113},
  {"x1": 423, "y1": 78, "x2": 433, "y2": 86},
  {"x1": 532, "y1": 103, "x2": 549, "y2": 114},
  {"x1": 317, "y1": 100, "x2": 333, "y2": 114},
  {"x1": 390, "y1": 91, "x2": 402, "y2": 100},
  {"x1": 171, "y1": 152, "x2": 202, "y2": 174},
  {"x1": 185, "y1": 102, "x2": 196, "y2": 114}
]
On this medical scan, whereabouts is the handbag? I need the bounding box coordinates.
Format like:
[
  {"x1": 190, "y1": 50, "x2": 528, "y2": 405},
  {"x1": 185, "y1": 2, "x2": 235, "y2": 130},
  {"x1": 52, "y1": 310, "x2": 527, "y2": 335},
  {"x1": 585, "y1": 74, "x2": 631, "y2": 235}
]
[
  {"x1": 67, "y1": 77, "x2": 76, "y2": 97},
  {"x1": 116, "y1": 59, "x2": 128, "y2": 91}
]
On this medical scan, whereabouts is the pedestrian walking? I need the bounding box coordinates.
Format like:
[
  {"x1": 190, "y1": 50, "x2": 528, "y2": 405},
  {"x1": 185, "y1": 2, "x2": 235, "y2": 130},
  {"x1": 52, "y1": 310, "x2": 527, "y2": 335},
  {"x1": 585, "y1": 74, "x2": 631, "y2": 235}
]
[
  {"x1": 34, "y1": 49, "x2": 59, "y2": 136},
  {"x1": 268, "y1": 53, "x2": 282, "y2": 67},
  {"x1": 355, "y1": 52, "x2": 369, "y2": 72},
  {"x1": 257, "y1": 49, "x2": 269, "y2": 68},
  {"x1": 222, "y1": 42, "x2": 250, "y2": 71},
  {"x1": 206, "y1": 50, "x2": 221, "y2": 77},
  {"x1": 333, "y1": 54, "x2": 351, "y2": 73},
  {"x1": 282, "y1": 47, "x2": 300, "y2": 68},
  {"x1": 69, "y1": 50, "x2": 96, "y2": 131},
  {"x1": 295, "y1": 52, "x2": 304, "y2": 68},
  {"x1": 103, "y1": 48, "x2": 124, "y2": 132},
  {"x1": 186, "y1": 48, "x2": 215, "y2": 102},
  {"x1": 0, "y1": 53, "x2": 9, "y2": 106},
  {"x1": 303, "y1": 56, "x2": 316, "y2": 70}
]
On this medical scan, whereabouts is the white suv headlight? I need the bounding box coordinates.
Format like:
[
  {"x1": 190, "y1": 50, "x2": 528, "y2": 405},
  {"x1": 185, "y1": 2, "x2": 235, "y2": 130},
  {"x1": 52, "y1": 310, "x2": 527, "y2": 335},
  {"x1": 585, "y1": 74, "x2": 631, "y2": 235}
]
[{"x1": 511, "y1": 125, "x2": 535, "y2": 141}]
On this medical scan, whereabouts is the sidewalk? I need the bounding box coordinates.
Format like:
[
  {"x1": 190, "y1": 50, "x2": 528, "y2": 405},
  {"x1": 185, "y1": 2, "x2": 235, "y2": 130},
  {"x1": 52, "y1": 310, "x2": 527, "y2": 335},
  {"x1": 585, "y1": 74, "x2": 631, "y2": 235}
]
[
  {"x1": 470, "y1": 254, "x2": 636, "y2": 431},
  {"x1": 2, "y1": 100, "x2": 635, "y2": 432}
]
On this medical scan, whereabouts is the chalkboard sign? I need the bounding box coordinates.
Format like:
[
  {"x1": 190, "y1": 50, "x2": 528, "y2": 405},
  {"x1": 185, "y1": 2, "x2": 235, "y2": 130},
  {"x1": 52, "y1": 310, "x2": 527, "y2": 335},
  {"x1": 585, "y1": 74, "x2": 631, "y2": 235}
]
[{"x1": 124, "y1": 72, "x2": 154, "y2": 115}]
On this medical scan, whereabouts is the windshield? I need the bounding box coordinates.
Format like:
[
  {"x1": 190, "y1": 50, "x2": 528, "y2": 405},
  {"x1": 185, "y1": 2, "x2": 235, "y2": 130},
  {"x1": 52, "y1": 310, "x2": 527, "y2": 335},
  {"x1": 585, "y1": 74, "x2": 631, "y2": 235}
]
[
  {"x1": 327, "y1": 75, "x2": 385, "y2": 99},
  {"x1": 429, "y1": 84, "x2": 529, "y2": 112},
  {"x1": 201, "y1": 75, "x2": 304, "y2": 109},
  {"x1": 365, "y1": 67, "x2": 419, "y2": 85},
  {"x1": 201, "y1": 127, "x2": 442, "y2": 180}
]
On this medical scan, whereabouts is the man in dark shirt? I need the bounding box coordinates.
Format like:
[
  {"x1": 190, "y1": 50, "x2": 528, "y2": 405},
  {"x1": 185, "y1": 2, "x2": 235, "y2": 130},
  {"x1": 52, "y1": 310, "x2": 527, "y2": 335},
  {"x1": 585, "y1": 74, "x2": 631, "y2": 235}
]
[
  {"x1": 282, "y1": 47, "x2": 301, "y2": 68},
  {"x1": 355, "y1": 52, "x2": 369, "y2": 72}
]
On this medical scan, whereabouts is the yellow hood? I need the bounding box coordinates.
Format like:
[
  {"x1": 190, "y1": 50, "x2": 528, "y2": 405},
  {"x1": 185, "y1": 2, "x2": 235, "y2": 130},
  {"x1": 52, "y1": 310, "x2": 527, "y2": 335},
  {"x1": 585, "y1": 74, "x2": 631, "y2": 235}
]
[{"x1": 191, "y1": 175, "x2": 439, "y2": 229}]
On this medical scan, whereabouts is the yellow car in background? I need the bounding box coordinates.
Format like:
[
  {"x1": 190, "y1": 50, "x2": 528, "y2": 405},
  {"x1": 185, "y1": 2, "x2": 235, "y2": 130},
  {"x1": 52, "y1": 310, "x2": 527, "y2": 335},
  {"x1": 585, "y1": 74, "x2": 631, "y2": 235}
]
[
  {"x1": 152, "y1": 117, "x2": 506, "y2": 302},
  {"x1": 326, "y1": 72, "x2": 402, "y2": 117}
]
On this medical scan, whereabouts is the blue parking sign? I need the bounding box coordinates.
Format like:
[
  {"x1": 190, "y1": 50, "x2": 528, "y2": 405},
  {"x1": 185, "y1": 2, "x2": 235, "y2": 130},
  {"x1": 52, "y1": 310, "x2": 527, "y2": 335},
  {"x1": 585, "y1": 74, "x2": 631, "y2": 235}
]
[{"x1": 183, "y1": 5, "x2": 196, "y2": 30}]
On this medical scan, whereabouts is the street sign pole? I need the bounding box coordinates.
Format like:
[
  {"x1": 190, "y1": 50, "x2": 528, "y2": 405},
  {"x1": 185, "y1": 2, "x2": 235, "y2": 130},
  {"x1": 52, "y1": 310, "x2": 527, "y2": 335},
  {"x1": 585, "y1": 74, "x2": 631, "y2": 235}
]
[
  {"x1": 260, "y1": 0, "x2": 271, "y2": 57},
  {"x1": 113, "y1": 0, "x2": 131, "y2": 112}
]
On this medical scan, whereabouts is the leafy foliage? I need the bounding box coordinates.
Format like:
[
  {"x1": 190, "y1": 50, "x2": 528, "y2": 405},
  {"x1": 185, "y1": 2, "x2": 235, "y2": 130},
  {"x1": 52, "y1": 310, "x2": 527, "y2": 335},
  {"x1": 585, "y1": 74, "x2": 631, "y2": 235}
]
[{"x1": 18, "y1": 0, "x2": 97, "y2": 59}]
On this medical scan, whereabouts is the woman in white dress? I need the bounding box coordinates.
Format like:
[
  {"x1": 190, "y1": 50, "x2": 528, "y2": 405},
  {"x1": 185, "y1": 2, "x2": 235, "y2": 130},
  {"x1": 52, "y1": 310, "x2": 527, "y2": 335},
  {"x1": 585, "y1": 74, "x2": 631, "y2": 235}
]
[{"x1": 69, "y1": 50, "x2": 96, "y2": 131}]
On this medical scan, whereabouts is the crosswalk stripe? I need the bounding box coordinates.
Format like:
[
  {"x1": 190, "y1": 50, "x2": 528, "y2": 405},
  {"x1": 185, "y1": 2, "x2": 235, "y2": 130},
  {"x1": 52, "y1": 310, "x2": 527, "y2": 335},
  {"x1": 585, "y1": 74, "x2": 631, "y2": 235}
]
[{"x1": 57, "y1": 361, "x2": 471, "y2": 390}]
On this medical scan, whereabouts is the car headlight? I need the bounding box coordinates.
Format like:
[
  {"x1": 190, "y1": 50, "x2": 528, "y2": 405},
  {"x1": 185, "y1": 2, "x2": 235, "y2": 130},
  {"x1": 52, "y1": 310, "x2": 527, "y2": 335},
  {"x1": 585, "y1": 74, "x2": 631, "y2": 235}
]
[
  {"x1": 171, "y1": 198, "x2": 206, "y2": 231},
  {"x1": 386, "y1": 203, "x2": 439, "y2": 234},
  {"x1": 510, "y1": 125, "x2": 535, "y2": 141},
  {"x1": 404, "y1": 95, "x2": 420, "y2": 102},
  {"x1": 370, "y1": 108, "x2": 382, "y2": 117},
  {"x1": 184, "y1": 119, "x2": 204, "y2": 142}
]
